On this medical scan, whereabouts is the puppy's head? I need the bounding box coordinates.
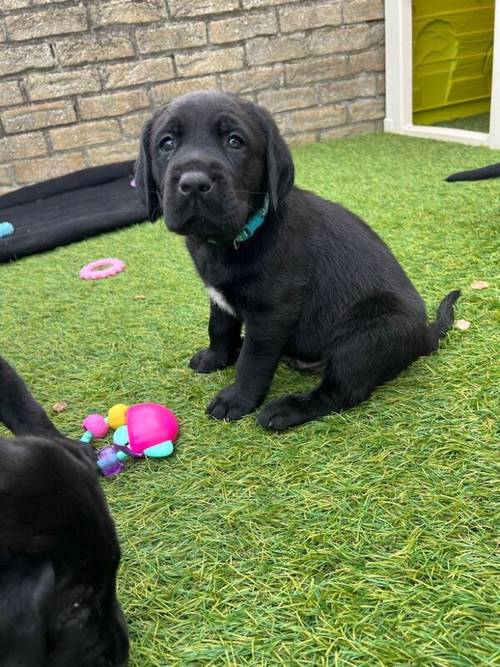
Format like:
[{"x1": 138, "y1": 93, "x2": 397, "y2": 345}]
[
  {"x1": 135, "y1": 90, "x2": 294, "y2": 243},
  {"x1": 0, "y1": 437, "x2": 128, "y2": 667}
]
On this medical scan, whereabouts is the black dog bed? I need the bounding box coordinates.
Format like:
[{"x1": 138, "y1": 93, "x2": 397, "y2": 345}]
[{"x1": 0, "y1": 160, "x2": 147, "y2": 263}]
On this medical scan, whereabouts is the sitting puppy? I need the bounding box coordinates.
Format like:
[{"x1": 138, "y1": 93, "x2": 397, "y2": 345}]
[
  {"x1": 0, "y1": 356, "x2": 128, "y2": 666},
  {"x1": 136, "y1": 90, "x2": 459, "y2": 431}
]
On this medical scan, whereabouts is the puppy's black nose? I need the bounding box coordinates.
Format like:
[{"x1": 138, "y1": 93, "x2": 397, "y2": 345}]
[{"x1": 178, "y1": 171, "x2": 213, "y2": 196}]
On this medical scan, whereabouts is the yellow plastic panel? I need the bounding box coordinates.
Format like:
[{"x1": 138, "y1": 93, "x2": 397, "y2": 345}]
[{"x1": 412, "y1": 0, "x2": 494, "y2": 125}]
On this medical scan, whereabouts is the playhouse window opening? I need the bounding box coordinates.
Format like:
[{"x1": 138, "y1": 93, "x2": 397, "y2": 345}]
[{"x1": 412, "y1": 0, "x2": 494, "y2": 133}]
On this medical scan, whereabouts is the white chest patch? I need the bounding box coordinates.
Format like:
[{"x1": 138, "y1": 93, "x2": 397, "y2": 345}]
[{"x1": 207, "y1": 286, "x2": 236, "y2": 317}]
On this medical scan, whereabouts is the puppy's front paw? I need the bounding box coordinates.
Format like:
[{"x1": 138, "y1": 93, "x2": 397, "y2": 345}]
[
  {"x1": 207, "y1": 385, "x2": 257, "y2": 421},
  {"x1": 257, "y1": 396, "x2": 308, "y2": 431},
  {"x1": 189, "y1": 348, "x2": 230, "y2": 374}
]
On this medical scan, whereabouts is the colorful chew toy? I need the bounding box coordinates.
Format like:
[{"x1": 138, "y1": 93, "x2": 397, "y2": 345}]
[
  {"x1": 80, "y1": 258, "x2": 126, "y2": 280},
  {"x1": 81, "y1": 402, "x2": 178, "y2": 477}
]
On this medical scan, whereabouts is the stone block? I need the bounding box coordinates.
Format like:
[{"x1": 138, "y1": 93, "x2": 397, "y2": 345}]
[
  {"x1": 137, "y1": 22, "x2": 206, "y2": 53},
  {"x1": 90, "y1": 0, "x2": 166, "y2": 27},
  {"x1": 79, "y1": 90, "x2": 150, "y2": 120},
  {"x1": 103, "y1": 58, "x2": 175, "y2": 89},
  {"x1": 176, "y1": 47, "x2": 244, "y2": 77},
  {"x1": 50, "y1": 120, "x2": 122, "y2": 150},
  {"x1": 0, "y1": 44, "x2": 54, "y2": 77},
  {"x1": 279, "y1": 2, "x2": 341, "y2": 33},
  {"x1": 14, "y1": 152, "x2": 86, "y2": 184},
  {"x1": 25, "y1": 70, "x2": 101, "y2": 102},
  {"x1": 6, "y1": 7, "x2": 87, "y2": 40},
  {"x1": 2, "y1": 100, "x2": 76, "y2": 133},
  {"x1": 210, "y1": 11, "x2": 277, "y2": 44}
]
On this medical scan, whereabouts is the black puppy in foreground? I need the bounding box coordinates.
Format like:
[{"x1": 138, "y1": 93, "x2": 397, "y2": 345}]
[
  {"x1": 0, "y1": 356, "x2": 128, "y2": 666},
  {"x1": 136, "y1": 90, "x2": 460, "y2": 431}
]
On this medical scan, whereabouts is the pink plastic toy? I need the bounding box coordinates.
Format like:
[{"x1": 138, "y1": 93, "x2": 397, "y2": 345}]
[
  {"x1": 80, "y1": 258, "x2": 125, "y2": 280},
  {"x1": 82, "y1": 413, "x2": 109, "y2": 439},
  {"x1": 126, "y1": 403, "x2": 179, "y2": 454},
  {"x1": 80, "y1": 402, "x2": 178, "y2": 477}
]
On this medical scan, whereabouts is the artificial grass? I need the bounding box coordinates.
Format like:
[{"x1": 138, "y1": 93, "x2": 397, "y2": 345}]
[
  {"x1": 430, "y1": 112, "x2": 491, "y2": 133},
  {"x1": 2, "y1": 132, "x2": 500, "y2": 666}
]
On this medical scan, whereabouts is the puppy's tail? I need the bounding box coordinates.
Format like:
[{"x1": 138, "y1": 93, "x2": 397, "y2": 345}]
[
  {"x1": 428, "y1": 290, "x2": 461, "y2": 350},
  {"x1": 446, "y1": 163, "x2": 500, "y2": 182}
]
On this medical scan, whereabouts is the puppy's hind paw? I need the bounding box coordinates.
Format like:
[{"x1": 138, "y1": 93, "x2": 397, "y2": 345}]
[{"x1": 258, "y1": 395, "x2": 313, "y2": 431}]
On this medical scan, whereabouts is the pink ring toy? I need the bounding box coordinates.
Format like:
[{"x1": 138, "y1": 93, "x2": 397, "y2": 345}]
[{"x1": 80, "y1": 258, "x2": 125, "y2": 280}]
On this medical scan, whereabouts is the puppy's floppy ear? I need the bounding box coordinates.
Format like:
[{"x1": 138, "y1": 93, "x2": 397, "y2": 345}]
[
  {"x1": 135, "y1": 113, "x2": 162, "y2": 221},
  {"x1": 0, "y1": 561, "x2": 54, "y2": 666},
  {"x1": 254, "y1": 104, "x2": 294, "y2": 213}
]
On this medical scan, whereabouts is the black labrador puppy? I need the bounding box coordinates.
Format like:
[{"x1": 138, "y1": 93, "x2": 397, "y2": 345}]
[
  {"x1": 136, "y1": 90, "x2": 459, "y2": 431},
  {"x1": 0, "y1": 356, "x2": 128, "y2": 666}
]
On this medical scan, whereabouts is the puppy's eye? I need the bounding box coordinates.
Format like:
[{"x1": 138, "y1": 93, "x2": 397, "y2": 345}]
[
  {"x1": 159, "y1": 136, "x2": 174, "y2": 153},
  {"x1": 227, "y1": 134, "x2": 244, "y2": 149}
]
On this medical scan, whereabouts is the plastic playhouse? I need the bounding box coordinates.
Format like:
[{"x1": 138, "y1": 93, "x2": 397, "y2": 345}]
[{"x1": 412, "y1": 0, "x2": 495, "y2": 126}]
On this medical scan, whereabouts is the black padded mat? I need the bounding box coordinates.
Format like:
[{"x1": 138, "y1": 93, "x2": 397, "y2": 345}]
[{"x1": 0, "y1": 161, "x2": 147, "y2": 263}]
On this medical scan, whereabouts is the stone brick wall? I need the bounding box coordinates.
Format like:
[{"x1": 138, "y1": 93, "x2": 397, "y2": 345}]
[{"x1": 0, "y1": 0, "x2": 385, "y2": 192}]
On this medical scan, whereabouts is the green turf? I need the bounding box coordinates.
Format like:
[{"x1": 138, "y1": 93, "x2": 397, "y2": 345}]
[
  {"x1": 431, "y1": 113, "x2": 491, "y2": 134},
  {"x1": 2, "y1": 133, "x2": 500, "y2": 666}
]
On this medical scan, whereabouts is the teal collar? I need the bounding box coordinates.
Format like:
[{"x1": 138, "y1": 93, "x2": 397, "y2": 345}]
[
  {"x1": 234, "y1": 193, "x2": 270, "y2": 246},
  {"x1": 208, "y1": 194, "x2": 269, "y2": 248}
]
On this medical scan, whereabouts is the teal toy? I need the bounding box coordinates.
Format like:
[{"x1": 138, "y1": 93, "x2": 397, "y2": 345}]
[{"x1": 0, "y1": 222, "x2": 14, "y2": 238}]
